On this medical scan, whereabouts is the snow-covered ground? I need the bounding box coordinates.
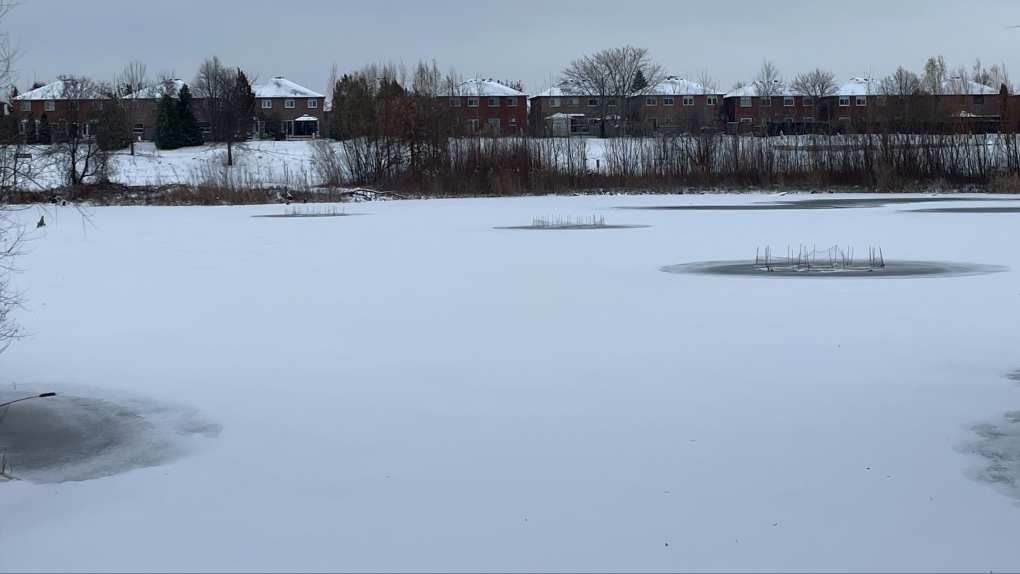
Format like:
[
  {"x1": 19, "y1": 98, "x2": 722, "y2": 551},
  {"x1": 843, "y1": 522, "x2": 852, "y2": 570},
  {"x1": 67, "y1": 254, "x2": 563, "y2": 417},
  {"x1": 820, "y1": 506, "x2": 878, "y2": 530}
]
[{"x1": 1, "y1": 192, "x2": 1019, "y2": 572}]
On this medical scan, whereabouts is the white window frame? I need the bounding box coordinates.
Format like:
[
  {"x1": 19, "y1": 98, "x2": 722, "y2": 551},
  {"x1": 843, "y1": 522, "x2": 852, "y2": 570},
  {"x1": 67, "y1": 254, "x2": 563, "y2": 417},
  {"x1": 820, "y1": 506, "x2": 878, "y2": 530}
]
[
  {"x1": 285, "y1": 99, "x2": 295, "y2": 109},
  {"x1": 760, "y1": 97, "x2": 771, "y2": 107},
  {"x1": 467, "y1": 118, "x2": 479, "y2": 130},
  {"x1": 68, "y1": 100, "x2": 80, "y2": 111},
  {"x1": 509, "y1": 117, "x2": 516, "y2": 127},
  {"x1": 19, "y1": 100, "x2": 30, "y2": 111},
  {"x1": 739, "y1": 117, "x2": 753, "y2": 123},
  {"x1": 607, "y1": 98, "x2": 617, "y2": 107},
  {"x1": 838, "y1": 97, "x2": 850, "y2": 107},
  {"x1": 682, "y1": 96, "x2": 694, "y2": 106},
  {"x1": 706, "y1": 95, "x2": 718, "y2": 106},
  {"x1": 740, "y1": 97, "x2": 752, "y2": 107},
  {"x1": 18, "y1": 119, "x2": 26, "y2": 133},
  {"x1": 663, "y1": 97, "x2": 674, "y2": 106},
  {"x1": 549, "y1": 98, "x2": 560, "y2": 107},
  {"x1": 262, "y1": 100, "x2": 272, "y2": 109},
  {"x1": 855, "y1": 96, "x2": 867, "y2": 106},
  {"x1": 307, "y1": 99, "x2": 318, "y2": 108},
  {"x1": 876, "y1": 96, "x2": 887, "y2": 107},
  {"x1": 783, "y1": 97, "x2": 794, "y2": 107},
  {"x1": 646, "y1": 97, "x2": 658, "y2": 106},
  {"x1": 467, "y1": 97, "x2": 479, "y2": 107},
  {"x1": 588, "y1": 98, "x2": 598, "y2": 107},
  {"x1": 133, "y1": 122, "x2": 145, "y2": 135},
  {"x1": 487, "y1": 97, "x2": 499, "y2": 107},
  {"x1": 838, "y1": 116, "x2": 851, "y2": 121},
  {"x1": 44, "y1": 100, "x2": 55, "y2": 112},
  {"x1": 92, "y1": 100, "x2": 103, "y2": 111},
  {"x1": 506, "y1": 97, "x2": 518, "y2": 107},
  {"x1": 567, "y1": 98, "x2": 579, "y2": 107},
  {"x1": 665, "y1": 116, "x2": 674, "y2": 125},
  {"x1": 803, "y1": 116, "x2": 814, "y2": 123},
  {"x1": 449, "y1": 97, "x2": 461, "y2": 107},
  {"x1": 783, "y1": 116, "x2": 794, "y2": 123},
  {"x1": 803, "y1": 96, "x2": 814, "y2": 106}
]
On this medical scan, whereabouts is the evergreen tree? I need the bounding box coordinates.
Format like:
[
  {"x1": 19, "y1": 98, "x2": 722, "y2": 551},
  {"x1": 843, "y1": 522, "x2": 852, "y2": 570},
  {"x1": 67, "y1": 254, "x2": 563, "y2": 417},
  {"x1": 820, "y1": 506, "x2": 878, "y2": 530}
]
[
  {"x1": 177, "y1": 84, "x2": 204, "y2": 146},
  {"x1": 94, "y1": 97, "x2": 130, "y2": 151},
  {"x1": 631, "y1": 69, "x2": 648, "y2": 92},
  {"x1": 154, "y1": 94, "x2": 182, "y2": 149},
  {"x1": 24, "y1": 113, "x2": 37, "y2": 144},
  {"x1": 37, "y1": 113, "x2": 51, "y2": 144}
]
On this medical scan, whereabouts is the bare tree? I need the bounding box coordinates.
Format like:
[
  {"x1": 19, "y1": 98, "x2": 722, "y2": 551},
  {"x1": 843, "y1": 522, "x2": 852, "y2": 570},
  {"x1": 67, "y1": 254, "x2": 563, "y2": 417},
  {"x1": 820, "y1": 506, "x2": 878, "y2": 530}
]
[
  {"x1": 560, "y1": 45, "x2": 665, "y2": 136},
  {"x1": 791, "y1": 67, "x2": 837, "y2": 121},
  {"x1": 752, "y1": 60, "x2": 783, "y2": 132},
  {"x1": 879, "y1": 66, "x2": 922, "y2": 96},
  {"x1": 922, "y1": 55, "x2": 948, "y2": 95},
  {"x1": 54, "y1": 76, "x2": 115, "y2": 186},
  {"x1": 192, "y1": 56, "x2": 234, "y2": 141},
  {"x1": 114, "y1": 60, "x2": 148, "y2": 156}
]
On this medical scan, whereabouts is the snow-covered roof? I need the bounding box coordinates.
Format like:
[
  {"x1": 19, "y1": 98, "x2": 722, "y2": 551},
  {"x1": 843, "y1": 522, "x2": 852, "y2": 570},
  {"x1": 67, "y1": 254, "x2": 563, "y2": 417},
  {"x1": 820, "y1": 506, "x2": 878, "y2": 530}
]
[
  {"x1": 942, "y1": 77, "x2": 998, "y2": 95},
  {"x1": 254, "y1": 77, "x2": 324, "y2": 99},
  {"x1": 532, "y1": 81, "x2": 590, "y2": 98},
  {"x1": 646, "y1": 76, "x2": 714, "y2": 96},
  {"x1": 14, "y1": 79, "x2": 104, "y2": 100},
  {"x1": 545, "y1": 113, "x2": 586, "y2": 119},
  {"x1": 294, "y1": 114, "x2": 319, "y2": 122},
  {"x1": 724, "y1": 80, "x2": 799, "y2": 98},
  {"x1": 131, "y1": 79, "x2": 188, "y2": 99},
  {"x1": 449, "y1": 78, "x2": 525, "y2": 97},
  {"x1": 835, "y1": 77, "x2": 880, "y2": 96}
]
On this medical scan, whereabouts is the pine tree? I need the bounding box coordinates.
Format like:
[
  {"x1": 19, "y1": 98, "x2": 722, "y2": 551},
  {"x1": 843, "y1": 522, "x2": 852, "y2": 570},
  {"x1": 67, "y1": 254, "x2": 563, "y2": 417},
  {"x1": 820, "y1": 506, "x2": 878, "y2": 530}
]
[
  {"x1": 177, "y1": 84, "x2": 204, "y2": 147},
  {"x1": 95, "y1": 97, "x2": 130, "y2": 151},
  {"x1": 154, "y1": 94, "x2": 182, "y2": 149},
  {"x1": 631, "y1": 69, "x2": 648, "y2": 93},
  {"x1": 37, "y1": 114, "x2": 51, "y2": 144}
]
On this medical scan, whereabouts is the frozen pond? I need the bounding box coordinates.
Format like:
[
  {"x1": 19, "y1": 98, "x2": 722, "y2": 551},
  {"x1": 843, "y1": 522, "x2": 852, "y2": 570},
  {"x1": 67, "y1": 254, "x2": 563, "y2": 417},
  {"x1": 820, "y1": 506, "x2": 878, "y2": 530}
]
[{"x1": 1, "y1": 192, "x2": 1019, "y2": 572}]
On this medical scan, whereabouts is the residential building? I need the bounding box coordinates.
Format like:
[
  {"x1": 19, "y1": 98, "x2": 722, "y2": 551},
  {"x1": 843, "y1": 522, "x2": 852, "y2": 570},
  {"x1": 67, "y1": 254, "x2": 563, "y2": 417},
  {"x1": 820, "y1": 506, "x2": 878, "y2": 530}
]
[
  {"x1": 446, "y1": 78, "x2": 526, "y2": 135},
  {"x1": 635, "y1": 76, "x2": 723, "y2": 134},
  {"x1": 253, "y1": 77, "x2": 326, "y2": 139}
]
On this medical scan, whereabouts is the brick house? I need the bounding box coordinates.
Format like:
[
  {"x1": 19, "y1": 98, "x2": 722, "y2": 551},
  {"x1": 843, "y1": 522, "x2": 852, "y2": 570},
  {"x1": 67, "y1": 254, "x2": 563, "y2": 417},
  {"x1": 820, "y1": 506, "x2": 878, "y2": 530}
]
[
  {"x1": 445, "y1": 78, "x2": 526, "y2": 135},
  {"x1": 634, "y1": 76, "x2": 723, "y2": 134},
  {"x1": 12, "y1": 79, "x2": 106, "y2": 141},
  {"x1": 723, "y1": 80, "x2": 812, "y2": 131},
  {"x1": 528, "y1": 80, "x2": 635, "y2": 137},
  {"x1": 253, "y1": 77, "x2": 326, "y2": 139}
]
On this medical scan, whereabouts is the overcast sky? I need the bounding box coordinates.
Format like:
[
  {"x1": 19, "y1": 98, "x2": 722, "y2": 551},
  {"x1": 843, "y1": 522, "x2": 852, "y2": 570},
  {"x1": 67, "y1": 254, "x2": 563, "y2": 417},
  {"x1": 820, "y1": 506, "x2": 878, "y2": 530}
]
[{"x1": 7, "y1": 0, "x2": 1020, "y2": 96}]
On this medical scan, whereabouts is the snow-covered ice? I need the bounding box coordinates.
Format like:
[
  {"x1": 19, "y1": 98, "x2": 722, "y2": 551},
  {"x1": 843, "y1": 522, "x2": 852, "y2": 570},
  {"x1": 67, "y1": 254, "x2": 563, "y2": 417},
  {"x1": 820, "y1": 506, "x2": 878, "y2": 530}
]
[{"x1": 1, "y1": 192, "x2": 1019, "y2": 572}]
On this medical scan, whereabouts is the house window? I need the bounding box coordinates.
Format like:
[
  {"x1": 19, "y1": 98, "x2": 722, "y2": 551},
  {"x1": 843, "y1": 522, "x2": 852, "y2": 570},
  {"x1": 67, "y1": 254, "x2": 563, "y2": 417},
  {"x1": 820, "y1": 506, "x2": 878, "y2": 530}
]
[
  {"x1": 803, "y1": 96, "x2": 814, "y2": 106},
  {"x1": 468, "y1": 118, "x2": 479, "y2": 131},
  {"x1": 784, "y1": 116, "x2": 794, "y2": 123},
  {"x1": 285, "y1": 99, "x2": 295, "y2": 108},
  {"x1": 588, "y1": 98, "x2": 598, "y2": 106},
  {"x1": 69, "y1": 101, "x2": 80, "y2": 111},
  {"x1": 587, "y1": 117, "x2": 601, "y2": 124},
  {"x1": 974, "y1": 95, "x2": 985, "y2": 104},
  {"x1": 664, "y1": 116, "x2": 673, "y2": 125},
  {"x1": 706, "y1": 95, "x2": 718, "y2": 106},
  {"x1": 133, "y1": 122, "x2": 144, "y2": 134},
  {"x1": 839, "y1": 97, "x2": 850, "y2": 106},
  {"x1": 549, "y1": 98, "x2": 560, "y2": 107},
  {"x1": 44, "y1": 100, "x2": 55, "y2": 111},
  {"x1": 607, "y1": 98, "x2": 617, "y2": 106},
  {"x1": 784, "y1": 97, "x2": 794, "y2": 106},
  {"x1": 199, "y1": 121, "x2": 211, "y2": 134},
  {"x1": 449, "y1": 97, "x2": 461, "y2": 107},
  {"x1": 468, "y1": 98, "x2": 479, "y2": 107},
  {"x1": 740, "y1": 97, "x2": 752, "y2": 107},
  {"x1": 92, "y1": 100, "x2": 103, "y2": 111},
  {"x1": 18, "y1": 119, "x2": 26, "y2": 133},
  {"x1": 487, "y1": 97, "x2": 499, "y2": 107},
  {"x1": 739, "y1": 117, "x2": 753, "y2": 123},
  {"x1": 262, "y1": 100, "x2": 272, "y2": 109},
  {"x1": 507, "y1": 97, "x2": 518, "y2": 106},
  {"x1": 760, "y1": 97, "x2": 771, "y2": 107},
  {"x1": 487, "y1": 118, "x2": 500, "y2": 131},
  {"x1": 646, "y1": 97, "x2": 657, "y2": 106},
  {"x1": 663, "y1": 97, "x2": 674, "y2": 106},
  {"x1": 683, "y1": 96, "x2": 694, "y2": 106},
  {"x1": 567, "y1": 98, "x2": 579, "y2": 107},
  {"x1": 19, "y1": 101, "x2": 30, "y2": 111},
  {"x1": 855, "y1": 96, "x2": 867, "y2": 106},
  {"x1": 877, "y1": 96, "x2": 887, "y2": 106},
  {"x1": 308, "y1": 99, "x2": 318, "y2": 108},
  {"x1": 509, "y1": 117, "x2": 516, "y2": 127},
  {"x1": 803, "y1": 116, "x2": 814, "y2": 123},
  {"x1": 838, "y1": 116, "x2": 850, "y2": 121}
]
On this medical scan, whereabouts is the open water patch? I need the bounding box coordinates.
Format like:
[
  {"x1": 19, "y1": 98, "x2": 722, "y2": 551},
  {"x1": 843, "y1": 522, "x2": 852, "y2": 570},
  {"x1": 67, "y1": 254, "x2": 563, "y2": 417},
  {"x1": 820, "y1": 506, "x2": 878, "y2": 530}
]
[
  {"x1": 661, "y1": 260, "x2": 1008, "y2": 279},
  {"x1": 0, "y1": 385, "x2": 221, "y2": 484},
  {"x1": 618, "y1": 195, "x2": 1020, "y2": 211}
]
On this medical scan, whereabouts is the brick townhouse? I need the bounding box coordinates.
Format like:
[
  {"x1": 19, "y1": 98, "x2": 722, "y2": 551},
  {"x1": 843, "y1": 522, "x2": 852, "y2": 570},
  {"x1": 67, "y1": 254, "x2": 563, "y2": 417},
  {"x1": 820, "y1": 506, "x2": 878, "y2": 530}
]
[
  {"x1": 445, "y1": 78, "x2": 527, "y2": 135},
  {"x1": 253, "y1": 77, "x2": 326, "y2": 139},
  {"x1": 636, "y1": 76, "x2": 724, "y2": 134}
]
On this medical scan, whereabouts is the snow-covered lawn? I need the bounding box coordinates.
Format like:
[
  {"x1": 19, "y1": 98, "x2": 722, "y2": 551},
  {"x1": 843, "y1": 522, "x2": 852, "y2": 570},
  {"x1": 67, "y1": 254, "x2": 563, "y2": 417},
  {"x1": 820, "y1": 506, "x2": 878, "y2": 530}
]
[{"x1": 1, "y1": 192, "x2": 1019, "y2": 572}]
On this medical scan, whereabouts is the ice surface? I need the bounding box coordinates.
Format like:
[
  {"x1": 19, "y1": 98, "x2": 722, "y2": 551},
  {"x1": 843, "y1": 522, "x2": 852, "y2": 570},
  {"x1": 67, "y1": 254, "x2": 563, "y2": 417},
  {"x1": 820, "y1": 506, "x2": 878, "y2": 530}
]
[{"x1": 1, "y1": 193, "x2": 1019, "y2": 572}]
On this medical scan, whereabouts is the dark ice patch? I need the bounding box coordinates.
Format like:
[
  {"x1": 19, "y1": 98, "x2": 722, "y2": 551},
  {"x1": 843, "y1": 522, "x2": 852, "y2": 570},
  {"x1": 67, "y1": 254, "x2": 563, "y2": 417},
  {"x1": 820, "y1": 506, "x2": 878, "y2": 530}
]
[
  {"x1": 661, "y1": 260, "x2": 1008, "y2": 279},
  {"x1": 0, "y1": 387, "x2": 220, "y2": 484},
  {"x1": 958, "y1": 412, "x2": 1020, "y2": 506}
]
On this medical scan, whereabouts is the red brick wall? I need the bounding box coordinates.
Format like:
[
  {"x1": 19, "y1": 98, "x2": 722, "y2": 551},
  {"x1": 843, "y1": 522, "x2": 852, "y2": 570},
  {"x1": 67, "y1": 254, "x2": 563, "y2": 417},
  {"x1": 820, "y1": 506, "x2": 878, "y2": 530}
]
[{"x1": 444, "y1": 94, "x2": 527, "y2": 135}]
